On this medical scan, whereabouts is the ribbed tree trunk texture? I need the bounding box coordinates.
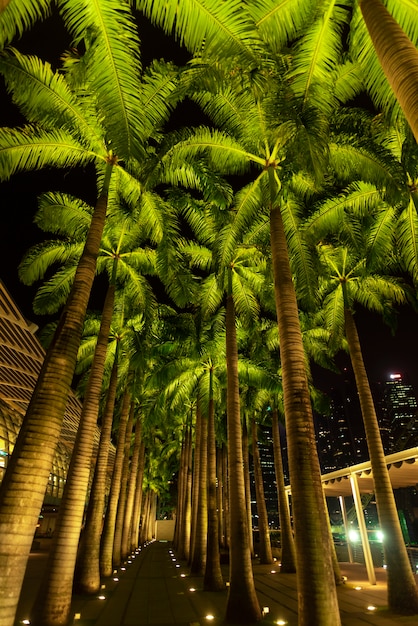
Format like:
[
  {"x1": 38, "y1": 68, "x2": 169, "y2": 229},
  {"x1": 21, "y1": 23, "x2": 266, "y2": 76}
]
[
  {"x1": 31, "y1": 280, "x2": 116, "y2": 626},
  {"x1": 345, "y1": 307, "x2": 418, "y2": 613},
  {"x1": 225, "y1": 285, "x2": 261, "y2": 624},
  {"x1": 0, "y1": 165, "x2": 113, "y2": 626},
  {"x1": 269, "y1": 194, "x2": 340, "y2": 626}
]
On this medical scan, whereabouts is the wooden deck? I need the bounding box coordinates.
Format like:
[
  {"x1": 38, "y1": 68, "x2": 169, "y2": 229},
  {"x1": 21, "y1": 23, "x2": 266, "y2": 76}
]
[{"x1": 16, "y1": 540, "x2": 418, "y2": 625}]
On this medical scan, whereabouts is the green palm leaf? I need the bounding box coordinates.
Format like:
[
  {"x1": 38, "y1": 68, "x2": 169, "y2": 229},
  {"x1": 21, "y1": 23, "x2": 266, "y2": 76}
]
[
  {"x1": 0, "y1": 49, "x2": 105, "y2": 152},
  {"x1": 134, "y1": 0, "x2": 256, "y2": 60},
  {"x1": 0, "y1": 0, "x2": 51, "y2": 48},
  {"x1": 59, "y1": 0, "x2": 144, "y2": 160},
  {"x1": 0, "y1": 125, "x2": 101, "y2": 180}
]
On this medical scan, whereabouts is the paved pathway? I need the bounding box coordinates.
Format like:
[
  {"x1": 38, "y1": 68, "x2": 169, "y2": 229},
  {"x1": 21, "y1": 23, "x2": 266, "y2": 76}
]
[{"x1": 16, "y1": 540, "x2": 418, "y2": 626}]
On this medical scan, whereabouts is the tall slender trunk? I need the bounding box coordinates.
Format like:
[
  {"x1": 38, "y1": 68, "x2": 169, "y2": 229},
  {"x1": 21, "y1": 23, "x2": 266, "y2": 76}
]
[
  {"x1": 190, "y1": 397, "x2": 208, "y2": 575},
  {"x1": 242, "y1": 420, "x2": 254, "y2": 557},
  {"x1": 271, "y1": 412, "x2": 296, "y2": 573},
  {"x1": 225, "y1": 272, "x2": 261, "y2": 624},
  {"x1": 100, "y1": 387, "x2": 131, "y2": 577},
  {"x1": 121, "y1": 416, "x2": 142, "y2": 560},
  {"x1": 0, "y1": 161, "x2": 114, "y2": 626},
  {"x1": 129, "y1": 440, "x2": 145, "y2": 553},
  {"x1": 75, "y1": 350, "x2": 119, "y2": 593},
  {"x1": 204, "y1": 367, "x2": 224, "y2": 591},
  {"x1": 139, "y1": 491, "x2": 150, "y2": 544},
  {"x1": 112, "y1": 399, "x2": 135, "y2": 567},
  {"x1": 359, "y1": 0, "x2": 418, "y2": 142},
  {"x1": 31, "y1": 278, "x2": 116, "y2": 626},
  {"x1": 269, "y1": 183, "x2": 340, "y2": 626},
  {"x1": 189, "y1": 404, "x2": 201, "y2": 564},
  {"x1": 174, "y1": 427, "x2": 187, "y2": 552},
  {"x1": 221, "y1": 443, "x2": 230, "y2": 550},
  {"x1": 345, "y1": 307, "x2": 418, "y2": 613},
  {"x1": 217, "y1": 445, "x2": 225, "y2": 549},
  {"x1": 251, "y1": 419, "x2": 273, "y2": 565}
]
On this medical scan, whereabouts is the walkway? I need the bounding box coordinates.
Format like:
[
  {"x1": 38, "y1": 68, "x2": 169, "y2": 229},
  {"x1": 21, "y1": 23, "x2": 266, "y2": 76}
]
[{"x1": 16, "y1": 540, "x2": 418, "y2": 626}]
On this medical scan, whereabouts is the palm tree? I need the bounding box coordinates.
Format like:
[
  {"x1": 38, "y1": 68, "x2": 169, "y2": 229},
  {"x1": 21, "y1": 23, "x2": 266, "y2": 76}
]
[
  {"x1": 356, "y1": 0, "x2": 418, "y2": 142},
  {"x1": 0, "y1": 1, "x2": 161, "y2": 614},
  {"x1": 316, "y1": 240, "x2": 418, "y2": 613}
]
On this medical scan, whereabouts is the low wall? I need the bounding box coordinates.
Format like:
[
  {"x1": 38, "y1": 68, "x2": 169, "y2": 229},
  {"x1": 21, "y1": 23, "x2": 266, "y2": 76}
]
[{"x1": 155, "y1": 519, "x2": 175, "y2": 541}]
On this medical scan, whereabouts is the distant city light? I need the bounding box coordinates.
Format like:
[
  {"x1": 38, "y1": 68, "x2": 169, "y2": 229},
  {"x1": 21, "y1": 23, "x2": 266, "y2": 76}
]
[{"x1": 390, "y1": 373, "x2": 402, "y2": 380}]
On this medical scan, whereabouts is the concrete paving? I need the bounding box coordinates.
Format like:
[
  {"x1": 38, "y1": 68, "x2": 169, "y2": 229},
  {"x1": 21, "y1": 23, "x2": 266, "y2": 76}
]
[{"x1": 15, "y1": 540, "x2": 418, "y2": 626}]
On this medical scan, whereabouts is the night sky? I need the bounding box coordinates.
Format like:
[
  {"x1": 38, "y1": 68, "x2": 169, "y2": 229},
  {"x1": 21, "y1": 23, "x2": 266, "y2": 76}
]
[{"x1": 1, "y1": 10, "x2": 418, "y2": 396}]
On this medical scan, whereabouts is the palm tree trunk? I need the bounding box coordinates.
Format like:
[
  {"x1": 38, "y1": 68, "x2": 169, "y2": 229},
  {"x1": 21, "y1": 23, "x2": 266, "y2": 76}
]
[
  {"x1": 112, "y1": 399, "x2": 135, "y2": 567},
  {"x1": 242, "y1": 419, "x2": 254, "y2": 557},
  {"x1": 140, "y1": 490, "x2": 150, "y2": 544},
  {"x1": 174, "y1": 426, "x2": 187, "y2": 552},
  {"x1": 129, "y1": 440, "x2": 145, "y2": 553},
  {"x1": 251, "y1": 419, "x2": 273, "y2": 565},
  {"x1": 344, "y1": 307, "x2": 418, "y2": 613},
  {"x1": 189, "y1": 404, "x2": 201, "y2": 564},
  {"x1": 75, "y1": 350, "x2": 119, "y2": 593},
  {"x1": 0, "y1": 160, "x2": 114, "y2": 626},
  {"x1": 190, "y1": 396, "x2": 208, "y2": 575},
  {"x1": 221, "y1": 442, "x2": 230, "y2": 550},
  {"x1": 31, "y1": 279, "x2": 116, "y2": 626},
  {"x1": 204, "y1": 366, "x2": 224, "y2": 591},
  {"x1": 269, "y1": 189, "x2": 340, "y2": 626},
  {"x1": 225, "y1": 273, "x2": 261, "y2": 624},
  {"x1": 121, "y1": 416, "x2": 143, "y2": 560},
  {"x1": 359, "y1": 0, "x2": 418, "y2": 142},
  {"x1": 271, "y1": 411, "x2": 296, "y2": 573},
  {"x1": 100, "y1": 387, "x2": 131, "y2": 577},
  {"x1": 217, "y1": 445, "x2": 225, "y2": 549}
]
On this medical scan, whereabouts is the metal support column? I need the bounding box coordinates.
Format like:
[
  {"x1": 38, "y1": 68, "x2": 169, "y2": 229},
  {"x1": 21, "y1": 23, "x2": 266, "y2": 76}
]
[
  {"x1": 339, "y1": 495, "x2": 354, "y2": 563},
  {"x1": 350, "y1": 473, "x2": 376, "y2": 585}
]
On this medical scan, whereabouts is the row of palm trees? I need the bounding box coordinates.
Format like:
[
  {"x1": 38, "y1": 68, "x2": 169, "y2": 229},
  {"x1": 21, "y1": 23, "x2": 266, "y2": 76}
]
[{"x1": 1, "y1": 1, "x2": 418, "y2": 625}]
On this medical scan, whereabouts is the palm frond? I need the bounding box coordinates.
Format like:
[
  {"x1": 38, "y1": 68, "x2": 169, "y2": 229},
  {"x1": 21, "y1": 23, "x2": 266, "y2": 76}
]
[
  {"x1": 397, "y1": 197, "x2": 418, "y2": 285},
  {"x1": 32, "y1": 265, "x2": 78, "y2": 314},
  {"x1": 0, "y1": 49, "x2": 105, "y2": 151},
  {"x1": 199, "y1": 273, "x2": 223, "y2": 316},
  {"x1": 248, "y1": 0, "x2": 314, "y2": 53},
  {"x1": 0, "y1": 125, "x2": 101, "y2": 180},
  {"x1": 59, "y1": 0, "x2": 144, "y2": 159},
  {"x1": 282, "y1": 196, "x2": 318, "y2": 307},
  {"x1": 35, "y1": 191, "x2": 92, "y2": 238},
  {"x1": 288, "y1": 0, "x2": 351, "y2": 109},
  {"x1": 0, "y1": 0, "x2": 51, "y2": 49},
  {"x1": 134, "y1": 0, "x2": 257, "y2": 60},
  {"x1": 18, "y1": 240, "x2": 83, "y2": 284}
]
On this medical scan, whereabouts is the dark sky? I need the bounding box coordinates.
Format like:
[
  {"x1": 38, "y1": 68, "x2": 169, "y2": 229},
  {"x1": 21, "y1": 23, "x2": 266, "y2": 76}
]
[{"x1": 1, "y1": 10, "x2": 418, "y2": 396}]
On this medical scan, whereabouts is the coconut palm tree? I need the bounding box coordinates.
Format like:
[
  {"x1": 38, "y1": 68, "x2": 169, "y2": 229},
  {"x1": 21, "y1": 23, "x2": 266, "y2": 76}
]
[
  {"x1": 355, "y1": 0, "x2": 418, "y2": 142},
  {"x1": 0, "y1": 5, "x2": 161, "y2": 617},
  {"x1": 316, "y1": 238, "x2": 418, "y2": 613}
]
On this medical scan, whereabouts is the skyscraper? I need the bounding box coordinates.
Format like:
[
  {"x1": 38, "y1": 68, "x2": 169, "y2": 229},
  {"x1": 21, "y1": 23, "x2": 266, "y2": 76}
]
[{"x1": 381, "y1": 373, "x2": 418, "y2": 452}]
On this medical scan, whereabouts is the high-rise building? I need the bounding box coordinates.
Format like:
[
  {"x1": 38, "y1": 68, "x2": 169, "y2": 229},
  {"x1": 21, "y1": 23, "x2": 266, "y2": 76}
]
[{"x1": 381, "y1": 373, "x2": 418, "y2": 452}]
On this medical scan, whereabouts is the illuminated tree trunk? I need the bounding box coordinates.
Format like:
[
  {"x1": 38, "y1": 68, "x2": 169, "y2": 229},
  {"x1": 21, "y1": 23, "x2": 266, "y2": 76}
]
[
  {"x1": 203, "y1": 367, "x2": 224, "y2": 591},
  {"x1": 345, "y1": 307, "x2": 418, "y2": 614},
  {"x1": 75, "y1": 351, "x2": 119, "y2": 593},
  {"x1": 269, "y1": 186, "x2": 340, "y2": 625},
  {"x1": 31, "y1": 278, "x2": 116, "y2": 626},
  {"x1": 130, "y1": 440, "x2": 145, "y2": 552},
  {"x1": 100, "y1": 387, "x2": 131, "y2": 577},
  {"x1": 359, "y1": 0, "x2": 418, "y2": 142},
  {"x1": 0, "y1": 161, "x2": 114, "y2": 626},
  {"x1": 271, "y1": 411, "x2": 296, "y2": 573},
  {"x1": 121, "y1": 416, "x2": 143, "y2": 560},
  {"x1": 190, "y1": 397, "x2": 208, "y2": 575},
  {"x1": 113, "y1": 400, "x2": 135, "y2": 567},
  {"x1": 225, "y1": 270, "x2": 261, "y2": 624}
]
